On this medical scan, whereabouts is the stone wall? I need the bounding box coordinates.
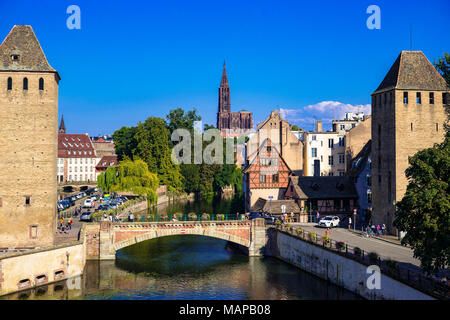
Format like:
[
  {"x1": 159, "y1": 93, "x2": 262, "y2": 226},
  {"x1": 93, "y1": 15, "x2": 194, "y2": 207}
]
[
  {"x1": 0, "y1": 226, "x2": 86, "y2": 296},
  {"x1": 265, "y1": 228, "x2": 434, "y2": 300},
  {"x1": 345, "y1": 116, "x2": 371, "y2": 171}
]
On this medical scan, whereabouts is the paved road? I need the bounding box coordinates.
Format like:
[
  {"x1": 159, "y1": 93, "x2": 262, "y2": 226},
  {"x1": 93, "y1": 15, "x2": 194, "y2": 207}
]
[{"x1": 291, "y1": 223, "x2": 421, "y2": 267}]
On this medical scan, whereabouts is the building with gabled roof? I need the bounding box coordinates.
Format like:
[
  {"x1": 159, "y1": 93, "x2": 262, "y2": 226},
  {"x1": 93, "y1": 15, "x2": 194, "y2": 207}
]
[
  {"x1": 0, "y1": 25, "x2": 60, "y2": 248},
  {"x1": 284, "y1": 176, "x2": 358, "y2": 219},
  {"x1": 371, "y1": 51, "x2": 449, "y2": 235}
]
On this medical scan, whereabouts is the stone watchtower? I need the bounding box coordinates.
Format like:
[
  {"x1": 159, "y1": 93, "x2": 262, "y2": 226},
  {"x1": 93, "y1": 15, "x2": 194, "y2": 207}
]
[
  {"x1": 0, "y1": 25, "x2": 60, "y2": 248},
  {"x1": 371, "y1": 51, "x2": 449, "y2": 234}
]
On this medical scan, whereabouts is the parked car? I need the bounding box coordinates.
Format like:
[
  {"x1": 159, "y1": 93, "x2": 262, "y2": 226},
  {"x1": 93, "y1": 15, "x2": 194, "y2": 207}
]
[
  {"x1": 83, "y1": 199, "x2": 95, "y2": 208},
  {"x1": 80, "y1": 211, "x2": 93, "y2": 222},
  {"x1": 96, "y1": 204, "x2": 111, "y2": 212},
  {"x1": 318, "y1": 216, "x2": 340, "y2": 228},
  {"x1": 248, "y1": 212, "x2": 264, "y2": 220}
]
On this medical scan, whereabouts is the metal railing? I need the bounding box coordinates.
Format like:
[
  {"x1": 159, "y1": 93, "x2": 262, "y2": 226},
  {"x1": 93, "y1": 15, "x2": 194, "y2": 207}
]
[
  {"x1": 274, "y1": 224, "x2": 449, "y2": 300},
  {"x1": 94, "y1": 213, "x2": 244, "y2": 223}
]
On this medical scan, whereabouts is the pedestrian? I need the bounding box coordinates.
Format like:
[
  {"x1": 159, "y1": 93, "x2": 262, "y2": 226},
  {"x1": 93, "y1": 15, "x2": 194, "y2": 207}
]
[
  {"x1": 129, "y1": 212, "x2": 134, "y2": 222},
  {"x1": 236, "y1": 212, "x2": 239, "y2": 220},
  {"x1": 68, "y1": 219, "x2": 72, "y2": 230},
  {"x1": 291, "y1": 212, "x2": 295, "y2": 223},
  {"x1": 108, "y1": 214, "x2": 113, "y2": 222},
  {"x1": 376, "y1": 224, "x2": 381, "y2": 236},
  {"x1": 382, "y1": 223, "x2": 386, "y2": 235},
  {"x1": 64, "y1": 223, "x2": 69, "y2": 234},
  {"x1": 348, "y1": 217, "x2": 352, "y2": 229},
  {"x1": 316, "y1": 211, "x2": 320, "y2": 223},
  {"x1": 115, "y1": 214, "x2": 119, "y2": 223}
]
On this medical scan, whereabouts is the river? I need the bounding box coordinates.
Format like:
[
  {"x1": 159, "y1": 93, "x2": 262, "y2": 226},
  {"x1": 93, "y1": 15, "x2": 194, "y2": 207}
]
[{"x1": 1, "y1": 195, "x2": 361, "y2": 300}]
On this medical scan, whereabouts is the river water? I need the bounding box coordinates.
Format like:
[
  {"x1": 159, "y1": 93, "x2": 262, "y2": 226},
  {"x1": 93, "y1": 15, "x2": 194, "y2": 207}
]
[{"x1": 1, "y1": 195, "x2": 361, "y2": 300}]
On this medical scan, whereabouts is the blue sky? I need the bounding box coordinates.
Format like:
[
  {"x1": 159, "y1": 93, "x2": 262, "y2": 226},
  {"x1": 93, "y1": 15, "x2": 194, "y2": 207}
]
[{"x1": 1, "y1": 0, "x2": 449, "y2": 134}]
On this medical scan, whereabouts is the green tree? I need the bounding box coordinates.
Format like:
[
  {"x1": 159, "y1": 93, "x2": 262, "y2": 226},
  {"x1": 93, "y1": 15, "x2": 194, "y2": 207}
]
[
  {"x1": 135, "y1": 117, "x2": 183, "y2": 191},
  {"x1": 112, "y1": 126, "x2": 138, "y2": 161},
  {"x1": 434, "y1": 53, "x2": 450, "y2": 86},
  {"x1": 290, "y1": 124, "x2": 303, "y2": 131},
  {"x1": 394, "y1": 137, "x2": 450, "y2": 272},
  {"x1": 166, "y1": 107, "x2": 201, "y2": 135},
  {"x1": 97, "y1": 159, "x2": 159, "y2": 204}
]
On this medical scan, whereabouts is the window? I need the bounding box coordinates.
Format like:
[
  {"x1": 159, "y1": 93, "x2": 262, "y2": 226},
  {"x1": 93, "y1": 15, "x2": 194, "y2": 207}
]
[
  {"x1": 7, "y1": 77, "x2": 12, "y2": 90},
  {"x1": 25, "y1": 196, "x2": 31, "y2": 206},
  {"x1": 338, "y1": 154, "x2": 345, "y2": 164},
  {"x1": 429, "y1": 92, "x2": 434, "y2": 104},
  {"x1": 403, "y1": 92, "x2": 408, "y2": 104},
  {"x1": 338, "y1": 171, "x2": 345, "y2": 176},
  {"x1": 311, "y1": 148, "x2": 317, "y2": 157},
  {"x1": 328, "y1": 156, "x2": 334, "y2": 166},
  {"x1": 338, "y1": 137, "x2": 345, "y2": 147},
  {"x1": 411, "y1": 123, "x2": 413, "y2": 131},
  {"x1": 416, "y1": 92, "x2": 421, "y2": 104},
  {"x1": 272, "y1": 174, "x2": 279, "y2": 183},
  {"x1": 328, "y1": 172, "x2": 334, "y2": 176},
  {"x1": 266, "y1": 146, "x2": 271, "y2": 153},
  {"x1": 367, "y1": 191, "x2": 372, "y2": 204},
  {"x1": 328, "y1": 138, "x2": 334, "y2": 148},
  {"x1": 444, "y1": 93, "x2": 449, "y2": 105},
  {"x1": 367, "y1": 175, "x2": 372, "y2": 187},
  {"x1": 259, "y1": 174, "x2": 266, "y2": 183},
  {"x1": 0, "y1": 197, "x2": 2, "y2": 207},
  {"x1": 340, "y1": 125, "x2": 345, "y2": 131},
  {"x1": 436, "y1": 123, "x2": 439, "y2": 132},
  {"x1": 23, "y1": 77, "x2": 28, "y2": 90},
  {"x1": 11, "y1": 54, "x2": 20, "y2": 61},
  {"x1": 30, "y1": 225, "x2": 38, "y2": 239},
  {"x1": 311, "y1": 135, "x2": 316, "y2": 141},
  {"x1": 39, "y1": 77, "x2": 44, "y2": 90}
]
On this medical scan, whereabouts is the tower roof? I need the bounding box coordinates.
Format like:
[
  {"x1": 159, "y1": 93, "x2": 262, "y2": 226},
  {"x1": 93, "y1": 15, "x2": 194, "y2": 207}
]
[
  {"x1": 0, "y1": 25, "x2": 60, "y2": 78},
  {"x1": 373, "y1": 51, "x2": 449, "y2": 94},
  {"x1": 59, "y1": 115, "x2": 66, "y2": 134},
  {"x1": 220, "y1": 60, "x2": 229, "y2": 87}
]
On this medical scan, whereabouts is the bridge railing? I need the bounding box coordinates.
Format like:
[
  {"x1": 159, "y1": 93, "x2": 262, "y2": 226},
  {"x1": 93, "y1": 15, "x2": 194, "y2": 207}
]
[
  {"x1": 92, "y1": 213, "x2": 245, "y2": 223},
  {"x1": 274, "y1": 223, "x2": 450, "y2": 300}
]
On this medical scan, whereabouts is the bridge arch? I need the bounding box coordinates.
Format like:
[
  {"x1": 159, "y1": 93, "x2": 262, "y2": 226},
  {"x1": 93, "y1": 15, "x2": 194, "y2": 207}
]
[{"x1": 112, "y1": 229, "x2": 250, "y2": 254}]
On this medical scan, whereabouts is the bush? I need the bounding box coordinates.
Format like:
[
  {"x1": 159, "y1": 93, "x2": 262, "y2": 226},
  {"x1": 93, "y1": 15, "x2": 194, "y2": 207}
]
[
  {"x1": 321, "y1": 235, "x2": 330, "y2": 246},
  {"x1": 188, "y1": 212, "x2": 197, "y2": 220},
  {"x1": 201, "y1": 213, "x2": 210, "y2": 221},
  {"x1": 275, "y1": 220, "x2": 281, "y2": 226},
  {"x1": 295, "y1": 227, "x2": 303, "y2": 236},
  {"x1": 174, "y1": 212, "x2": 183, "y2": 220},
  {"x1": 368, "y1": 252, "x2": 378, "y2": 263},
  {"x1": 354, "y1": 247, "x2": 362, "y2": 257},
  {"x1": 336, "y1": 241, "x2": 346, "y2": 251},
  {"x1": 216, "y1": 214, "x2": 225, "y2": 221},
  {"x1": 307, "y1": 232, "x2": 316, "y2": 242}
]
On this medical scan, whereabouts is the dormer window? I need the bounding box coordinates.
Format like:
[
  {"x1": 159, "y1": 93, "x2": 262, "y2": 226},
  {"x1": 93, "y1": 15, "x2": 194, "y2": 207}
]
[{"x1": 11, "y1": 54, "x2": 20, "y2": 61}]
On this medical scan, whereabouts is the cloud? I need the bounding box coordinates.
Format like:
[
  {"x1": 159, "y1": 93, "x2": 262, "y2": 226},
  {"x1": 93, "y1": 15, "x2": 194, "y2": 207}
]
[{"x1": 278, "y1": 101, "x2": 371, "y2": 131}]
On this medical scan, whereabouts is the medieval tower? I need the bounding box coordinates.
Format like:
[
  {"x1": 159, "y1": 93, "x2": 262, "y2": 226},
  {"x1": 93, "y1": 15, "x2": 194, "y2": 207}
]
[
  {"x1": 371, "y1": 51, "x2": 449, "y2": 234},
  {"x1": 0, "y1": 25, "x2": 60, "y2": 248}
]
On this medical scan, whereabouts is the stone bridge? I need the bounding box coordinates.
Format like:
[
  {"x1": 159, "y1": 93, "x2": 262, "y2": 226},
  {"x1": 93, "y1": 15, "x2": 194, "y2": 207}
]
[{"x1": 86, "y1": 219, "x2": 266, "y2": 260}]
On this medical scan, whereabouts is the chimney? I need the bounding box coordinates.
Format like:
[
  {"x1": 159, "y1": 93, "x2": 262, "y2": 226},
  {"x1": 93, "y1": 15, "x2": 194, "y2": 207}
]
[{"x1": 316, "y1": 120, "x2": 322, "y2": 132}]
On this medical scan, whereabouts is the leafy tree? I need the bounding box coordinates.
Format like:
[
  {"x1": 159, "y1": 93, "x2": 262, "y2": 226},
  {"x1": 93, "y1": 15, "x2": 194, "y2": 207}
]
[
  {"x1": 434, "y1": 53, "x2": 450, "y2": 86},
  {"x1": 290, "y1": 124, "x2": 303, "y2": 131},
  {"x1": 97, "y1": 159, "x2": 159, "y2": 204},
  {"x1": 113, "y1": 126, "x2": 138, "y2": 161},
  {"x1": 134, "y1": 117, "x2": 183, "y2": 190},
  {"x1": 394, "y1": 137, "x2": 449, "y2": 272},
  {"x1": 166, "y1": 107, "x2": 201, "y2": 135}
]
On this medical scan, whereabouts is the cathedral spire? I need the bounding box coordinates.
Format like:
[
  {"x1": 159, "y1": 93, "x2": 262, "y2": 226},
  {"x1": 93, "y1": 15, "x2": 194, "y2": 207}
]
[
  {"x1": 59, "y1": 115, "x2": 66, "y2": 134},
  {"x1": 220, "y1": 60, "x2": 229, "y2": 87}
]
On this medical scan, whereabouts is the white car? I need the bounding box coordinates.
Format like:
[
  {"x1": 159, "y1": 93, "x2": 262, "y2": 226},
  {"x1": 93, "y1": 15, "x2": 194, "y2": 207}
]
[
  {"x1": 83, "y1": 199, "x2": 95, "y2": 208},
  {"x1": 318, "y1": 216, "x2": 340, "y2": 228}
]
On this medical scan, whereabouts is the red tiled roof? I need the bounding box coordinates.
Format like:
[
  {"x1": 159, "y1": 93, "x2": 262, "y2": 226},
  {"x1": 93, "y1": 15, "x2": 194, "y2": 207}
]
[
  {"x1": 96, "y1": 155, "x2": 118, "y2": 170},
  {"x1": 58, "y1": 133, "x2": 96, "y2": 158}
]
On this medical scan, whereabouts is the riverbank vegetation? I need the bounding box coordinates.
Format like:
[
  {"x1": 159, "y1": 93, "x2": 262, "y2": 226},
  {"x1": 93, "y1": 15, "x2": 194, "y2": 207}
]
[{"x1": 112, "y1": 107, "x2": 243, "y2": 199}]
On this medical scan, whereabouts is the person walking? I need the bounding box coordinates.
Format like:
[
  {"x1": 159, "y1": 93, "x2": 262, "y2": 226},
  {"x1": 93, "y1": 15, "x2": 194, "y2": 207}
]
[
  {"x1": 68, "y1": 219, "x2": 72, "y2": 230},
  {"x1": 316, "y1": 211, "x2": 320, "y2": 223},
  {"x1": 348, "y1": 217, "x2": 352, "y2": 229},
  {"x1": 129, "y1": 212, "x2": 134, "y2": 222},
  {"x1": 376, "y1": 224, "x2": 381, "y2": 236},
  {"x1": 236, "y1": 212, "x2": 239, "y2": 220},
  {"x1": 382, "y1": 223, "x2": 386, "y2": 235}
]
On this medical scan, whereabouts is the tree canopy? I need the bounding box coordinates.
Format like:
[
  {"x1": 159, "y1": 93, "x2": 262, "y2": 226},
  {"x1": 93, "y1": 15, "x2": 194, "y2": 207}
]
[{"x1": 97, "y1": 159, "x2": 160, "y2": 204}]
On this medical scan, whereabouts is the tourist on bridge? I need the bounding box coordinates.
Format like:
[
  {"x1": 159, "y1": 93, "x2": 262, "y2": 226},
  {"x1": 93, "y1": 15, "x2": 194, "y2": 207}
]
[{"x1": 129, "y1": 212, "x2": 134, "y2": 222}]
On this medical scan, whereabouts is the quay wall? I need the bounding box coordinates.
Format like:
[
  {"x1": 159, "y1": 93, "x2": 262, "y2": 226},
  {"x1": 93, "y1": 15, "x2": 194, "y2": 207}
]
[
  {"x1": 0, "y1": 226, "x2": 86, "y2": 296},
  {"x1": 265, "y1": 228, "x2": 434, "y2": 300}
]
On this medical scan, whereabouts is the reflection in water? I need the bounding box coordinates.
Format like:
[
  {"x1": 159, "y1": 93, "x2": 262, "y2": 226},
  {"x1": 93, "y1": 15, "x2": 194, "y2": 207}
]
[{"x1": 1, "y1": 236, "x2": 361, "y2": 300}]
